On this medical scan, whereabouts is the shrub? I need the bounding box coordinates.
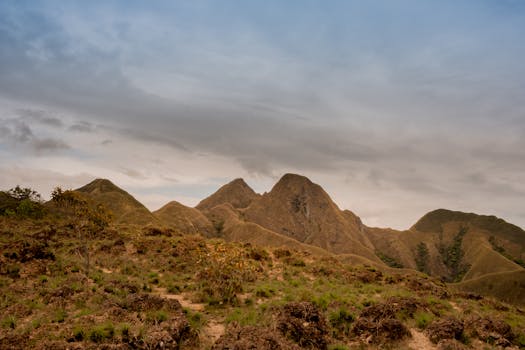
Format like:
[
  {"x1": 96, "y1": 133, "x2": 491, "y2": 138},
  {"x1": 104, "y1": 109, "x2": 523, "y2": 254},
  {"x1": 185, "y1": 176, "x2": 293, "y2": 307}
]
[
  {"x1": 414, "y1": 311, "x2": 434, "y2": 329},
  {"x1": 329, "y1": 308, "x2": 354, "y2": 337},
  {"x1": 147, "y1": 310, "x2": 168, "y2": 324},
  {"x1": 376, "y1": 251, "x2": 404, "y2": 268},
  {"x1": 255, "y1": 286, "x2": 276, "y2": 298},
  {"x1": 53, "y1": 309, "x2": 67, "y2": 323},
  {"x1": 196, "y1": 243, "x2": 260, "y2": 304},
  {"x1": 73, "y1": 326, "x2": 85, "y2": 341},
  {"x1": 89, "y1": 322, "x2": 115, "y2": 342},
  {"x1": 1, "y1": 316, "x2": 16, "y2": 329}
]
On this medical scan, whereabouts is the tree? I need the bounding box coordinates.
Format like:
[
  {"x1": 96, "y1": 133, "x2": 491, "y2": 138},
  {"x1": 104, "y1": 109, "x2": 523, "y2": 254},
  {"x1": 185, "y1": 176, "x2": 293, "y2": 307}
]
[
  {"x1": 51, "y1": 187, "x2": 111, "y2": 275},
  {"x1": 1, "y1": 186, "x2": 45, "y2": 219},
  {"x1": 8, "y1": 185, "x2": 42, "y2": 202},
  {"x1": 415, "y1": 242, "x2": 430, "y2": 274}
]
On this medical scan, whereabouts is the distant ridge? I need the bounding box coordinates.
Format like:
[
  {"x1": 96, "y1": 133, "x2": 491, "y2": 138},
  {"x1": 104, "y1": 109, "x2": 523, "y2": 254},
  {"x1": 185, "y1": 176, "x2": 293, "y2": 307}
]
[
  {"x1": 196, "y1": 178, "x2": 260, "y2": 211},
  {"x1": 69, "y1": 175, "x2": 525, "y2": 305},
  {"x1": 413, "y1": 208, "x2": 525, "y2": 245},
  {"x1": 154, "y1": 200, "x2": 213, "y2": 236},
  {"x1": 76, "y1": 178, "x2": 157, "y2": 225}
]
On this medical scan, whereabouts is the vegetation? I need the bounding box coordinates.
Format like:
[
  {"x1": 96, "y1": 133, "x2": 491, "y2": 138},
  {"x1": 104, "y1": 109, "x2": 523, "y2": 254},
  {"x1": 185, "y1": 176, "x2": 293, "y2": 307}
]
[
  {"x1": 376, "y1": 250, "x2": 404, "y2": 268},
  {"x1": 0, "y1": 186, "x2": 45, "y2": 219},
  {"x1": 1, "y1": 180, "x2": 525, "y2": 349},
  {"x1": 415, "y1": 242, "x2": 430, "y2": 274},
  {"x1": 439, "y1": 227, "x2": 471, "y2": 282},
  {"x1": 489, "y1": 235, "x2": 525, "y2": 268}
]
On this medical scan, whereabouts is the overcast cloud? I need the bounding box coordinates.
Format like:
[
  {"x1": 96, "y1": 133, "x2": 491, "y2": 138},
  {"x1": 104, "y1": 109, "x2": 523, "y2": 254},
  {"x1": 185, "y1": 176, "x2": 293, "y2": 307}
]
[{"x1": 0, "y1": 1, "x2": 524, "y2": 229}]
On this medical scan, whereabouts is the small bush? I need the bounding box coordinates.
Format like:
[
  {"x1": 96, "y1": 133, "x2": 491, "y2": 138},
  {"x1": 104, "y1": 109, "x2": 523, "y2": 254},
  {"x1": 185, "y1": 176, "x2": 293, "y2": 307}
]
[
  {"x1": 328, "y1": 345, "x2": 349, "y2": 350},
  {"x1": 255, "y1": 286, "x2": 275, "y2": 298},
  {"x1": 117, "y1": 323, "x2": 131, "y2": 339},
  {"x1": 414, "y1": 311, "x2": 434, "y2": 329},
  {"x1": 329, "y1": 308, "x2": 354, "y2": 337},
  {"x1": 6, "y1": 264, "x2": 20, "y2": 278},
  {"x1": 184, "y1": 310, "x2": 205, "y2": 331},
  {"x1": 88, "y1": 322, "x2": 115, "y2": 342},
  {"x1": 54, "y1": 309, "x2": 67, "y2": 323},
  {"x1": 1, "y1": 316, "x2": 16, "y2": 329},
  {"x1": 147, "y1": 310, "x2": 168, "y2": 324},
  {"x1": 273, "y1": 248, "x2": 292, "y2": 259},
  {"x1": 196, "y1": 243, "x2": 260, "y2": 304},
  {"x1": 516, "y1": 333, "x2": 525, "y2": 347},
  {"x1": 73, "y1": 326, "x2": 85, "y2": 341}
]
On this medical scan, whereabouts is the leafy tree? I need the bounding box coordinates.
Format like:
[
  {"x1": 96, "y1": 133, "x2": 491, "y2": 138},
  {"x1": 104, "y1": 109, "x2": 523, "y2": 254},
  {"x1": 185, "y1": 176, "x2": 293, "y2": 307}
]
[
  {"x1": 51, "y1": 187, "x2": 112, "y2": 275},
  {"x1": 438, "y1": 226, "x2": 470, "y2": 282},
  {"x1": 415, "y1": 242, "x2": 430, "y2": 274},
  {"x1": 7, "y1": 185, "x2": 41, "y2": 202},
  {"x1": 376, "y1": 251, "x2": 404, "y2": 268},
  {"x1": 0, "y1": 186, "x2": 45, "y2": 219}
]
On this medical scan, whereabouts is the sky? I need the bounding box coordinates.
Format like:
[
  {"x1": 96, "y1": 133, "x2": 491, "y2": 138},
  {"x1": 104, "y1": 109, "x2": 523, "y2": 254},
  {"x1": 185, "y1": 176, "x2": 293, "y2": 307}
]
[{"x1": 1, "y1": 0, "x2": 524, "y2": 229}]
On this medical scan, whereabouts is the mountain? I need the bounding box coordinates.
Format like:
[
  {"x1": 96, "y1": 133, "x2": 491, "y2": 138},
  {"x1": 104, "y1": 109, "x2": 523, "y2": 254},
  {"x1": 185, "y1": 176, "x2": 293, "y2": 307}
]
[
  {"x1": 242, "y1": 174, "x2": 380, "y2": 262},
  {"x1": 196, "y1": 178, "x2": 260, "y2": 211},
  {"x1": 71, "y1": 176, "x2": 525, "y2": 305},
  {"x1": 367, "y1": 209, "x2": 525, "y2": 283},
  {"x1": 76, "y1": 179, "x2": 158, "y2": 226},
  {"x1": 154, "y1": 200, "x2": 214, "y2": 236}
]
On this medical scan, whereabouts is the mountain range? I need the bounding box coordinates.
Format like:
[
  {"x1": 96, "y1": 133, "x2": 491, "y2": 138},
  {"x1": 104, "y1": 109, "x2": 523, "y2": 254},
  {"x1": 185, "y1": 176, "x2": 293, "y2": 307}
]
[{"x1": 74, "y1": 174, "x2": 525, "y2": 305}]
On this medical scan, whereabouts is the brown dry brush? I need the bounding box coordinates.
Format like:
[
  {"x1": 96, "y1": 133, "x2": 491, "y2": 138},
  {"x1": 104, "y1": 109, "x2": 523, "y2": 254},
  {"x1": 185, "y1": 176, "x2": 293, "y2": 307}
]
[{"x1": 195, "y1": 242, "x2": 263, "y2": 304}]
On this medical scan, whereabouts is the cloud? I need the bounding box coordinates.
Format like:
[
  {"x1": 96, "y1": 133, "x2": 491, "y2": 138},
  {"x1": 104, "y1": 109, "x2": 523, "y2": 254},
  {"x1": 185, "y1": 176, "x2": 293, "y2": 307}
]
[
  {"x1": 68, "y1": 121, "x2": 94, "y2": 133},
  {"x1": 0, "y1": 118, "x2": 70, "y2": 153},
  {"x1": 0, "y1": 1, "x2": 524, "y2": 228},
  {"x1": 32, "y1": 138, "x2": 70, "y2": 152},
  {"x1": 120, "y1": 167, "x2": 147, "y2": 180},
  {"x1": 15, "y1": 108, "x2": 64, "y2": 127}
]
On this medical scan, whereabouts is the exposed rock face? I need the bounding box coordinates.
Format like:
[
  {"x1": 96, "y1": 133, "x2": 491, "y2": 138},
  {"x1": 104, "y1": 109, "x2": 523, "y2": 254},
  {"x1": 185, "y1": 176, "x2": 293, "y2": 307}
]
[
  {"x1": 154, "y1": 200, "x2": 213, "y2": 236},
  {"x1": 196, "y1": 178, "x2": 260, "y2": 211},
  {"x1": 243, "y1": 174, "x2": 378, "y2": 260},
  {"x1": 76, "y1": 179, "x2": 158, "y2": 225}
]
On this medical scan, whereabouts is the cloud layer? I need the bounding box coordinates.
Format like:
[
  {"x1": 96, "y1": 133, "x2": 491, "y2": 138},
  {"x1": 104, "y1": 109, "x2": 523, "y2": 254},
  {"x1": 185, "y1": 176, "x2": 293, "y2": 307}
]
[{"x1": 1, "y1": 1, "x2": 524, "y2": 228}]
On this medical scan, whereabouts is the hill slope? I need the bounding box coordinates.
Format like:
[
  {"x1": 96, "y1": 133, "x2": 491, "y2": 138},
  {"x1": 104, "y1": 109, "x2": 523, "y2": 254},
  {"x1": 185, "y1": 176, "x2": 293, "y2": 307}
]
[
  {"x1": 196, "y1": 178, "x2": 260, "y2": 211},
  {"x1": 367, "y1": 209, "x2": 525, "y2": 285},
  {"x1": 243, "y1": 174, "x2": 379, "y2": 262},
  {"x1": 76, "y1": 179, "x2": 158, "y2": 226},
  {"x1": 154, "y1": 200, "x2": 213, "y2": 236}
]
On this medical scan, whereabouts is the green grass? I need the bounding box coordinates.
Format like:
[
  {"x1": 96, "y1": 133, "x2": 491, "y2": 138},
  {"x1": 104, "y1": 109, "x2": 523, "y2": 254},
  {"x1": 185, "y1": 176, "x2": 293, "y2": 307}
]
[
  {"x1": 1, "y1": 315, "x2": 16, "y2": 329},
  {"x1": 88, "y1": 322, "x2": 115, "y2": 342},
  {"x1": 414, "y1": 311, "x2": 435, "y2": 329}
]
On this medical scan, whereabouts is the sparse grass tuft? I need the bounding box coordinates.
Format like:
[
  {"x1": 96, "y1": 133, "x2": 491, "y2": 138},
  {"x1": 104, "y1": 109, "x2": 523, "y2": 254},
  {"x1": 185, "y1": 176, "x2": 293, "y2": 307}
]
[
  {"x1": 88, "y1": 322, "x2": 115, "y2": 342},
  {"x1": 414, "y1": 311, "x2": 435, "y2": 329},
  {"x1": 1, "y1": 315, "x2": 16, "y2": 329}
]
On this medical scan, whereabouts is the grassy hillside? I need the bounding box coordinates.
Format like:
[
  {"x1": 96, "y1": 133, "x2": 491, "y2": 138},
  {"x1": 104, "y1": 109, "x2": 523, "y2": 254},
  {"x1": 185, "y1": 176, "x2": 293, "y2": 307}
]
[
  {"x1": 453, "y1": 270, "x2": 525, "y2": 307},
  {"x1": 154, "y1": 201, "x2": 214, "y2": 236},
  {"x1": 76, "y1": 179, "x2": 158, "y2": 226},
  {"x1": 2, "y1": 215, "x2": 525, "y2": 349},
  {"x1": 3, "y1": 176, "x2": 525, "y2": 345},
  {"x1": 196, "y1": 178, "x2": 260, "y2": 212},
  {"x1": 243, "y1": 174, "x2": 380, "y2": 262}
]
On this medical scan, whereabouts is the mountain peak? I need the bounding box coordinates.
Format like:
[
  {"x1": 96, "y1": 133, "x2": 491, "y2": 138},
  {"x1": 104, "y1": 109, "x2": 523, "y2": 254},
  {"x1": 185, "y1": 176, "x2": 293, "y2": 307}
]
[
  {"x1": 75, "y1": 178, "x2": 157, "y2": 225},
  {"x1": 243, "y1": 174, "x2": 377, "y2": 258},
  {"x1": 228, "y1": 178, "x2": 250, "y2": 188},
  {"x1": 76, "y1": 178, "x2": 123, "y2": 194},
  {"x1": 277, "y1": 173, "x2": 313, "y2": 185},
  {"x1": 270, "y1": 173, "x2": 322, "y2": 199},
  {"x1": 196, "y1": 178, "x2": 259, "y2": 211}
]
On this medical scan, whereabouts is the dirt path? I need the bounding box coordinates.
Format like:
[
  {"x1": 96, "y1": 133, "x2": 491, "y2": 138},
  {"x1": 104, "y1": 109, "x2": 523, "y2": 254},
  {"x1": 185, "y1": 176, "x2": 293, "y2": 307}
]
[
  {"x1": 407, "y1": 328, "x2": 436, "y2": 350},
  {"x1": 153, "y1": 287, "x2": 206, "y2": 311},
  {"x1": 449, "y1": 301, "x2": 462, "y2": 312},
  {"x1": 154, "y1": 287, "x2": 225, "y2": 345},
  {"x1": 202, "y1": 319, "x2": 225, "y2": 345}
]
